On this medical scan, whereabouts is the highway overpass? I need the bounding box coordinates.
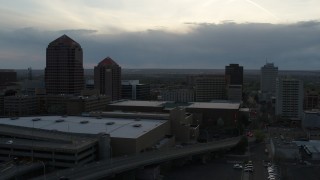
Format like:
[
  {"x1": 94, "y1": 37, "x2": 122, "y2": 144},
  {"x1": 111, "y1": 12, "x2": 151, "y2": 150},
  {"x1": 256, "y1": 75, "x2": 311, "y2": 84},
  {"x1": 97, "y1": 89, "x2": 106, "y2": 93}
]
[{"x1": 39, "y1": 136, "x2": 242, "y2": 180}]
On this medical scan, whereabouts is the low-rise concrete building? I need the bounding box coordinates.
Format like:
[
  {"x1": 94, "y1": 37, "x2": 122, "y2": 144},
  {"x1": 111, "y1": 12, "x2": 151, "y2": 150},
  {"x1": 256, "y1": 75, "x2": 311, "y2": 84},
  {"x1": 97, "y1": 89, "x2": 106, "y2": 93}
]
[
  {"x1": 106, "y1": 100, "x2": 168, "y2": 113},
  {"x1": 186, "y1": 102, "x2": 240, "y2": 128},
  {"x1": 302, "y1": 110, "x2": 320, "y2": 129},
  {"x1": 0, "y1": 115, "x2": 171, "y2": 159},
  {"x1": 159, "y1": 89, "x2": 194, "y2": 102},
  {"x1": 4, "y1": 95, "x2": 38, "y2": 116},
  {"x1": 170, "y1": 108, "x2": 199, "y2": 143},
  {"x1": 294, "y1": 140, "x2": 320, "y2": 160},
  {"x1": 67, "y1": 95, "x2": 111, "y2": 115}
]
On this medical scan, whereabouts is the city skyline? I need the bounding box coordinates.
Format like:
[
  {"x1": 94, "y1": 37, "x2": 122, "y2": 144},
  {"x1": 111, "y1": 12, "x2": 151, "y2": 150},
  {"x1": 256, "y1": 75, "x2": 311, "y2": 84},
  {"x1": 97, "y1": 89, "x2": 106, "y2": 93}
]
[{"x1": 1, "y1": 1, "x2": 320, "y2": 70}]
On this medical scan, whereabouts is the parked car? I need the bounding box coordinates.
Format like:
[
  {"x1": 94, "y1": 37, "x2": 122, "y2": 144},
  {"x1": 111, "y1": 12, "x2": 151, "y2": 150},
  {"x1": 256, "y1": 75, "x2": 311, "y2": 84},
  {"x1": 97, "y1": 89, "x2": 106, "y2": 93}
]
[
  {"x1": 233, "y1": 164, "x2": 243, "y2": 169},
  {"x1": 244, "y1": 168, "x2": 254, "y2": 172}
]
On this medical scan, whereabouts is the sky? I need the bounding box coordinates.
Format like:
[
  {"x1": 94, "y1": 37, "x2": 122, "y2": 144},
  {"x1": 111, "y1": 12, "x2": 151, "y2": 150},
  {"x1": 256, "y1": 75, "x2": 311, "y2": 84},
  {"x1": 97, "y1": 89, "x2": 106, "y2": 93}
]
[{"x1": 0, "y1": 0, "x2": 320, "y2": 70}]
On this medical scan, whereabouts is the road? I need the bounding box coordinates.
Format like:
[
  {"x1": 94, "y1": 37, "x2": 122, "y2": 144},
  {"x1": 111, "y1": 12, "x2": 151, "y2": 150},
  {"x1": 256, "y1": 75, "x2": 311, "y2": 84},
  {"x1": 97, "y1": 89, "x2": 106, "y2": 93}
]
[
  {"x1": 249, "y1": 142, "x2": 268, "y2": 180},
  {"x1": 164, "y1": 140, "x2": 269, "y2": 180},
  {"x1": 40, "y1": 137, "x2": 241, "y2": 180}
]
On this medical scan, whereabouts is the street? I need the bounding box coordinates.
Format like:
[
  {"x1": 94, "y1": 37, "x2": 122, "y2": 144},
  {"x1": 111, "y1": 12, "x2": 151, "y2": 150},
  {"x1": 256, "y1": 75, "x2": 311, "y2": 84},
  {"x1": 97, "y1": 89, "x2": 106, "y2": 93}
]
[{"x1": 164, "y1": 141, "x2": 269, "y2": 180}]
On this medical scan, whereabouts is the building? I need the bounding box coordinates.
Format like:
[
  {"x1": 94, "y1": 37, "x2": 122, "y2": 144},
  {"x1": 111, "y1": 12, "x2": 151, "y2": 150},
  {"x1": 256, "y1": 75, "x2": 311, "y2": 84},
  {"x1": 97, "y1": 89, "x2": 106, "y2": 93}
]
[
  {"x1": 195, "y1": 75, "x2": 228, "y2": 102},
  {"x1": 304, "y1": 89, "x2": 319, "y2": 110},
  {"x1": 0, "y1": 93, "x2": 4, "y2": 116},
  {"x1": 186, "y1": 102, "x2": 240, "y2": 128},
  {"x1": 260, "y1": 63, "x2": 278, "y2": 100},
  {"x1": 295, "y1": 140, "x2": 320, "y2": 160},
  {"x1": 67, "y1": 95, "x2": 111, "y2": 115},
  {"x1": 170, "y1": 108, "x2": 199, "y2": 143},
  {"x1": 45, "y1": 35, "x2": 84, "y2": 95},
  {"x1": 3, "y1": 95, "x2": 38, "y2": 116},
  {"x1": 93, "y1": 108, "x2": 199, "y2": 144},
  {"x1": 86, "y1": 79, "x2": 95, "y2": 90},
  {"x1": 302, "y1": 110, "x2": 320, "y2": 129},
  {"x1": 94, "y1": 57, "x2": 121, "y2": 101},
  {"x1": 159, "y1": 89, "x2": 194, "y2": 102},
  {"x1": 225, "y1": 64, "x2": 243, "y2": 85},
  {"x1": 0, "y1": 124, "x2": 105, "y2": 168},
  {"x1": 276, "y1": 78, "x2": 304, "y2": 120},
  {"x1": 44, "y1": 94, "x2": 110, "y2": 115},
  {"x1": 228, "y1": 85, "x2": 242, "y2": 102},
  {"x1": 18, "y1": 79, "x2": 45, "y2": 95},
  {"x1": 0, "y1": 70, "x2": 17, "y2": 90},
  {"x1": 269, "y1": 127, "x2": 304, "y2": 160},
  {"x1": 107, "y1": 100, "x2": 240, "y2": 129},
  {"x1": 106, "y1": 100, "x2": 168, "y2": 113},
  {"x1": 0, "y1": 115, "x2": 170, "y2": 158},
  {"x1": 122, "y1": 80, "x2": 150, "y2": 100}
]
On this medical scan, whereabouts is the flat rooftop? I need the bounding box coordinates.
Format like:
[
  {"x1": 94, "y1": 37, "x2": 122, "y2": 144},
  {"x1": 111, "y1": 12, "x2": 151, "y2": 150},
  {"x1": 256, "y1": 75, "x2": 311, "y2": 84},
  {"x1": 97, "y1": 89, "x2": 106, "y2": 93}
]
[
  {"x1": 294, "y1": 140, "x2": 320, "y2": 153},
  {"x1": 0, "y1": 116, "x2": 167, "y2": 139},
  {"x1": 187, "y1": 102, "x2": 240, "y2": 110},
  {"x1": 109, "y1": 100, "x2": 167, "y2": 107}
]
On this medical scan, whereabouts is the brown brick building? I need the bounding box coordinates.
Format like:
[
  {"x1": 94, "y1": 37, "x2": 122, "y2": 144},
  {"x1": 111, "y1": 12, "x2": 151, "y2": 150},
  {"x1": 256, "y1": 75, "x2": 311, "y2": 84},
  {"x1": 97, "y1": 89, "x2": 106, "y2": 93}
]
[{"x1": 94, "y1": 57, "x2": 121, "y2": 101}]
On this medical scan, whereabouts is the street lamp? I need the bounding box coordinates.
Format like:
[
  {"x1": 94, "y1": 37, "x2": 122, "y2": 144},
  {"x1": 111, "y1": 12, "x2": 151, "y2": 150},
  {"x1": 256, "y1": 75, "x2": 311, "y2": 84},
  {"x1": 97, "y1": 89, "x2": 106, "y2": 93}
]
[{"x1": 39, "y1": 161, "x2": 46, "y2": 180}]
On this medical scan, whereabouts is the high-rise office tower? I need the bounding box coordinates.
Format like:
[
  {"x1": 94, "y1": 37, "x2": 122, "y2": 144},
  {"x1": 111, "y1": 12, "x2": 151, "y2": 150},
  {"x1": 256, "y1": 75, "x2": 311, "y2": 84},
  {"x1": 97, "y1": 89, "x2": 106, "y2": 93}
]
[
  {"x1": 45, "y1": 35, "x2": 84, "y2": 95},
  {"x1": 261, "y1": 63, "x2": 278, "y2": 95},
  {"x1": 276, "y1": 78, "x2": 303, "y2": 119},
  {"x1": 94, "y1": 57, "x2": 121, "y2": 101},
  {"x1": 0, "y1": 70, "x2": 17, "y2": 88},
  {"x1": 225, "y1": 64, "x2": 243, "y2": 85}
]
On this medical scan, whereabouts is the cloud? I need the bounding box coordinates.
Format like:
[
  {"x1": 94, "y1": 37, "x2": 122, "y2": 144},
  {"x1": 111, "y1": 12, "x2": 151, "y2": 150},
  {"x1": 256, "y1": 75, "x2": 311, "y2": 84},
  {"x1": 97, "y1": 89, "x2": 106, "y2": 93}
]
[{"x1": 0, "y1": 21, "x2": 320, "y2": 70}]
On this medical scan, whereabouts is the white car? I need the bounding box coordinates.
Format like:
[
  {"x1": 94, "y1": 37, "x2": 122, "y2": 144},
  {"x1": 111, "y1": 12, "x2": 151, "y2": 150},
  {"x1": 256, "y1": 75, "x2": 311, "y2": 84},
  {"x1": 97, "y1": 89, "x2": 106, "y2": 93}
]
[
  {"x1": 244, "y1": 168, "x2": 253, "y2": 172},
  {"x1": 6, "y1": 140, "x2": 13, "y2": 144},
  {"x1": 245, "y1": 165, "x2": 254, "y2": 170},
  {"x1": 233, "y1": 164, "x2": 243, "y2": 169}
]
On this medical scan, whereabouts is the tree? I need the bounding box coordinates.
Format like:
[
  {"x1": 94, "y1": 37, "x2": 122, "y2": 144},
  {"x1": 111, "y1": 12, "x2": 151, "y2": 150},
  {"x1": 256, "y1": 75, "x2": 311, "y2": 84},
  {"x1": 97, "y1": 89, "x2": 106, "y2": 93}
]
[{"x1": 254, "y1": 130, "x2": 265, "y2": 143}]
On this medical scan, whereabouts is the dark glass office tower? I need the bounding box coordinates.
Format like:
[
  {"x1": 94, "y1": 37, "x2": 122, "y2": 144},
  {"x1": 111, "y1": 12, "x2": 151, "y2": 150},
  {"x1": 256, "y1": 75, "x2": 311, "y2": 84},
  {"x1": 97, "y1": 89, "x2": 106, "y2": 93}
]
[{"x1": 45, "y1": 35, "x2": 84, "y2": 95}]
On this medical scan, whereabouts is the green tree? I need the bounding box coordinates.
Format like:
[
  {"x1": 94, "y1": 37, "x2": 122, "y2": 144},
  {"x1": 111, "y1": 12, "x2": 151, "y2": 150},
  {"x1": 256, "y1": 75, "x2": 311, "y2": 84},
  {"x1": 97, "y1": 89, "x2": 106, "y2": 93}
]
[{"x1": 254, "y1": 130, "x2": 265, "y2": 143}]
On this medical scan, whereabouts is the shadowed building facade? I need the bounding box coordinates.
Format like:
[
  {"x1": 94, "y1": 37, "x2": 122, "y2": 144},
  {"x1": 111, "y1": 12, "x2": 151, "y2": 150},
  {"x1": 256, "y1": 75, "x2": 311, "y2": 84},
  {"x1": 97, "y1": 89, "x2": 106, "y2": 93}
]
[
  {"x1": 94, "y1": 57, "x2": 121, "y2": 101},
  {"x1": 225, "y1": 64, "x2": 243, "y2": 85},
  {"x1": 45, "y1": 35, "x2": 84, "y2": 95}
]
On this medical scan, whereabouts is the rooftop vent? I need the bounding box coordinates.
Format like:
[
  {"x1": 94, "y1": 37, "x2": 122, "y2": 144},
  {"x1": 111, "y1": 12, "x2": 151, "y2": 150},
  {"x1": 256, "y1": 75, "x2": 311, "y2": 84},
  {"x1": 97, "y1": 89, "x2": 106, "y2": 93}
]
[
  {"x1": 32, "y1": 118, "x2": 41, "y2": 122},
  {"x1": 55, "y1": 119, "x2": 65, "y2": 123},
  {"x1": 133, "y1": 124, "x2": 142, "y2": 127},
  {"x1": 80, "y1": 120, "x2": 89, "y2": 124},
  {"x1": 106, "y1": 122, "x2": 115, "y2": 125}
]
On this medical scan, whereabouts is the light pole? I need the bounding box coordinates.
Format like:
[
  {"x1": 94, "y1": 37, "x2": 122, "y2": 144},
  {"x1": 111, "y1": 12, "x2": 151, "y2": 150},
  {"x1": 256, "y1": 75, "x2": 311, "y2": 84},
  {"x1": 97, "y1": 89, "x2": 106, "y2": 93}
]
[{"x1": 39, "y1": 161, "x2": 46, "y2": 180}]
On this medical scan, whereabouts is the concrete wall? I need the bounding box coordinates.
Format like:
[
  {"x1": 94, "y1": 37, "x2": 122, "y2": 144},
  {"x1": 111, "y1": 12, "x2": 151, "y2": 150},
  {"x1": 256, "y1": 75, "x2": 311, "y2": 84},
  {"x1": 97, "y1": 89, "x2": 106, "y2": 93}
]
[
  {"x1": 111, "y1": 137, "x2": 136, "y2": 156},
  {"x1": 186, "y1": 108, "x2": 238, "y2": 128},
  {"x1": 111, "y1": 121, "x2": 170, "y2": 156},
  {"x1": 106, "y1": 105, "x2": 164, "y2": 113},
  {"x1": 136, "y1": 120, "x2": 170, "y2": 152}
]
